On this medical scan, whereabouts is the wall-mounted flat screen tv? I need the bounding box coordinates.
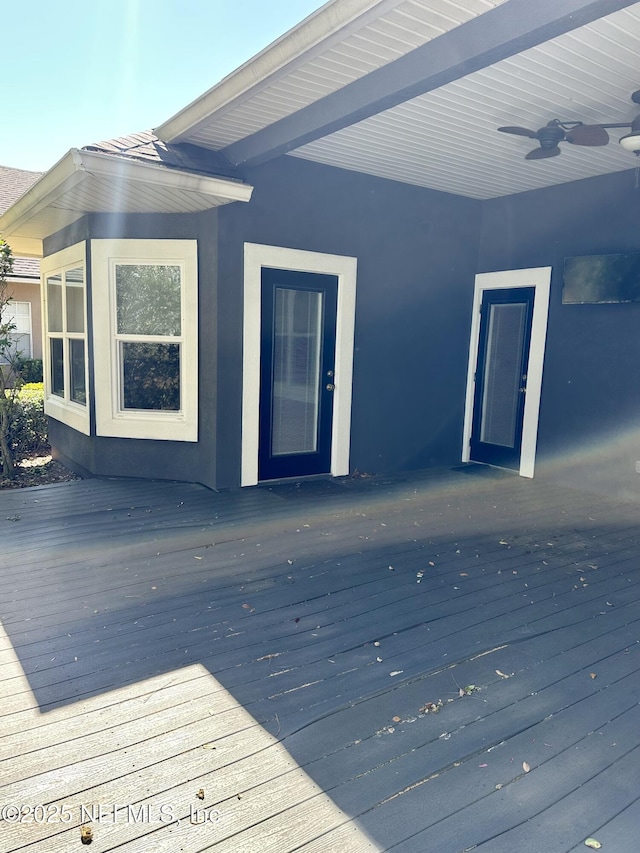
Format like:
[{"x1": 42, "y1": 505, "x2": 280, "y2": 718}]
[{"x1": 563, "y1": 252, "x2": 640, "y2": 304}]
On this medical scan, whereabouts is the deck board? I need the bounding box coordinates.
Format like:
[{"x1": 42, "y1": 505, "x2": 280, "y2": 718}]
[{"x1": 2, "y1": 468, "x2": 640, "y2": 851}]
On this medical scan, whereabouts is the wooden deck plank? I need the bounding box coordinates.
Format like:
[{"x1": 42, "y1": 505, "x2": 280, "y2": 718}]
[{"x1": 3, "y1": 469, "x2": 640, "y2": 851}]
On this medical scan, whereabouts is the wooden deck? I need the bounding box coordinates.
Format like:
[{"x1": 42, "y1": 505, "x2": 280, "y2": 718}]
[{"x1": 1, "y1": 466, "x2": 639, "y2": 852}]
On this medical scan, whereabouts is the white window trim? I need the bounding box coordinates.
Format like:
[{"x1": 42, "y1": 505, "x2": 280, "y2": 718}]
[
  {"x1": 462, "y1": 267, "x2": 551, "y2": 479},
  {"x1": 1, "y1": 301, "x2": 32, "y2": 361},
  {"x1": 242, "y1": 243, "x2": 357, "y2": 487},
  {"x1": 41, "y1": 242, "x2": 90, "y2": 435},
  {"x1": 92, "y1": 239, "x2": 198, "y2": 442}
]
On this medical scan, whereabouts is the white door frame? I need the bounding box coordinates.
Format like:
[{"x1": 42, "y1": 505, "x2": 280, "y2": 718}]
[
  {"x1": 241, "y1": 243, "x2": 357, "y2": 487},
  {"x1": 462, "y1": 267, "x2": 551, "y2": 478}
]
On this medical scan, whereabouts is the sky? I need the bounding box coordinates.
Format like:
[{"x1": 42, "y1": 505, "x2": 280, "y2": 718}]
[{"x1": 3, "y1": 0, "x2": 327, "y2": 173}]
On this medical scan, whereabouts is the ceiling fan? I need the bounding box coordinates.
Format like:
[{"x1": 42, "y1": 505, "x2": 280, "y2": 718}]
[{"x1": 498, "y1": 90, "x2": 640, "y2": 160}]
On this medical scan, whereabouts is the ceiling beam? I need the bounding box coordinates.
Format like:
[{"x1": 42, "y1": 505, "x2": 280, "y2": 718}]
[{"x1": 222, "y1": 0, "x2": 637, "y2": 168}]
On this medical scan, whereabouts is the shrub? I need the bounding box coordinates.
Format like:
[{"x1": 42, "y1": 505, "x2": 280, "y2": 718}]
[
  {"x1": 4, "y1": 383, "x2": 48, "y2": 462},
  {"x1": 18, "y1": 358, "x2": 44, "y2": 383}
]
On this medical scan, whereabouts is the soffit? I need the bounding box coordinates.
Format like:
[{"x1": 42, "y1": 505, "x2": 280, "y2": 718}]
[
  {"x1": 159, "y1": 0, "x2": 509, "y2": 148},
  {"x1": 160, "y1": 0, "x2": 640, "y2": 199},
  {"x1": 292, "y1": 4, "x2": 640, "y2": 198}
]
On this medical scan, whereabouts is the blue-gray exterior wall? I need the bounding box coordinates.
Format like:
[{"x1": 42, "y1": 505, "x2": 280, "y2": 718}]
[
  {"x1": 43, "y1": 157, "x2": 482, "y2": 489},
  {"x1": 49, "y1": 154, "x2": 640, "y2": 500},
  {"x1": 215, "y1": 156, "x2": 482, "y2": 487},
  {"x1": 478, "y1": 167, "x2": 640, "y2": 501}
]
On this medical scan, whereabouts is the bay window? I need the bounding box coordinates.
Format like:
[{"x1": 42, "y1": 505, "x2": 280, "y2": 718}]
[{"x1": 92, "y1": 240, "x2": 198, "y2": 441}]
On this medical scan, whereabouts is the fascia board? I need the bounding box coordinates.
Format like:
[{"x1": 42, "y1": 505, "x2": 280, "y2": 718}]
[{"x1": 76, "y1": 150, "x2": 253, "y2": 203}]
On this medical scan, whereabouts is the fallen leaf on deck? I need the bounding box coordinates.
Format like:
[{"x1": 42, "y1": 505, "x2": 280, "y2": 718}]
[
  {"x1": 81, "y1": 825, "x2": 93, "y2": 844},
  {"x1": 392, "y1": 716, "x2": 402, "y2": 723},
  {"x1": 496, "y1": 670, "x2": 511, "y2": 679},
  {"x1": 389, "y1": 670, "x2": 403, "y2": 677},
  {"x1": 420, "y1": 700, "x2": 444, "y2": 714},
  {"x1": 460, "y1": 572, "x2": 469, "y2": 577},
  {"x1": 242, "y1": 603, "x2": 255, "y2": 612},
  {"x1": 584, "y1": 839, "x2": 602, "y2": 850},
  {"x1": 196, "y1": 789, "x2": 205, "y2": 800},
  {"x1": 522, "y1": 761, "x2": 531, "y2": 773},
  {"x1": 202, "y1": 742, "x2": 217, "y2": 749},
  {"x1": 590, "y1": 673, "x2": 597, "y2": 679}
]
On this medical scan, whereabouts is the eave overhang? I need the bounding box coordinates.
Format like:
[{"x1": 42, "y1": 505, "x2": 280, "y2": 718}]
[{"x1": 0, "y1": 149, "x2": 254, "y2": 257}]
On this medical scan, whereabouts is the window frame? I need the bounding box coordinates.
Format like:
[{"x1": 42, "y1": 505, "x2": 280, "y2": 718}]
[
  {"x1": 92, "y1": 239, "x2": 198, "y2": 441},
  {"x1": 41, "y1": 242, "x2": 90, "y2": 435}
]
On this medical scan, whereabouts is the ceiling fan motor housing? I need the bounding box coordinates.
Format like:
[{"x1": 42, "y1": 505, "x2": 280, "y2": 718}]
[{"x1": 538, "y1": 123, "x2": 565, "y2": 148}]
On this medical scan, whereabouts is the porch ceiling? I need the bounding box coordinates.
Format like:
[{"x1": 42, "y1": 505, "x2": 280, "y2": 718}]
[{"x1": 158, "y1": 0, "x2": 640, "y2": 200}]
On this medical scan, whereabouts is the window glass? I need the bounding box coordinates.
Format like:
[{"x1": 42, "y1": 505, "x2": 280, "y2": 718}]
[
  {"x1": 69, "y1": 339, "x2": 86, "y2": 404},
  {"x1": 120, "y1": 342, "x2": 180, "y2": 411},
  {"x1": 50, "y1": 338, "x2": 64, "y2": 397},
  {"x1": 115, "y1": 264, "x2": 181, "y2": 336},
  {"x1": 47, "y1": 275, "x2": 63, "y2": 332},
  {"x1": 65, "y1": 268, "x2": 85, "y2": 333}
]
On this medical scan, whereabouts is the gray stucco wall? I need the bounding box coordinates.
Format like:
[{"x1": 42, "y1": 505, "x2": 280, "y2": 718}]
[
  {"x1": 215, "y1": 156, "x2": 483, "y2": 487},
  {"x1": 44, "y1": 157, "x2": 482, "y2": 489},
  {"x1": 478, "y1": 167, "x2": 640, "y2": 501}
]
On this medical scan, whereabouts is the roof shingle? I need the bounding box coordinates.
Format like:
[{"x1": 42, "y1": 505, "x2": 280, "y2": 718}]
[
  {"x1": 83, "y1": 130, "x2": 243, "y2": 182},
  {"x1": 0, "y1": 165, "x2": 44, "y2": 215}
]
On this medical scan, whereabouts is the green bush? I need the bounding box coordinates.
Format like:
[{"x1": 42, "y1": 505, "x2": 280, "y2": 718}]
[
  {"x1": 6, "y1": 383, "x2": 48, "y2": 461},
  {"x1": 18, "y1": 358, "x2": 43, "y2": 383}
]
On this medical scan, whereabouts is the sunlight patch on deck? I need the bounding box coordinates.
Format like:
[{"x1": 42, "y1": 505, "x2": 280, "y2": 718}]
[{"x1": 0, "y1": 627, "x2": 380, "y2": 852}]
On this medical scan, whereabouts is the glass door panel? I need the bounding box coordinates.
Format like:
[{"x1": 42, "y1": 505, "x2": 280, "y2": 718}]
[
  {"x1": 470, "y1": 288, "x2": 534, "y2": 469},
  {"x1": 272, "y1": 287, "x2": 322, "y2": 456},
  {"x1": 479, "y1": 302, "x2": 527, "y2": 448}
]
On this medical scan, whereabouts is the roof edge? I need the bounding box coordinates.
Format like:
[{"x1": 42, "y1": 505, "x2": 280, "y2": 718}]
[{"x1": 0, "y1": 149, "x2": 254, "y2": 257}]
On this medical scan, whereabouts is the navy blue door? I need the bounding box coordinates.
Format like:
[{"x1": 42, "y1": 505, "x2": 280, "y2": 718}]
[
  {"x1": 470, "y1": 288, "x2": 535, "y2": 470},
  {"x1": 259, "y1": 268, "x2": 338, "y2": 481}
]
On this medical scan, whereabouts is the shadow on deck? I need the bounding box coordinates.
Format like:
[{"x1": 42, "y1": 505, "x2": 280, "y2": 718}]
[{"x1": 1, "y1": 467, "x2": 639, "y2": 852}]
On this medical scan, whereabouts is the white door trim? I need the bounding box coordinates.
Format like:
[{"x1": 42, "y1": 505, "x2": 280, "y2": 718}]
[
  {"x1": 242, "y1": 243, "x2": 357, "y2": 487},
  {"x1": 462, "y1": 267, "x2": 551, "y2": 478}
]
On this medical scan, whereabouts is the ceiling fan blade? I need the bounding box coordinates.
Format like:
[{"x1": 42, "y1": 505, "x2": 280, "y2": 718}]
[
  {"x1": 498, "y1": 126, "x2": 538, "y2": 138},
  {"x1": 525, "y1": 146, "x2": 561, "y2": 160},
  {"x1": 565, "y1": 124, "x2": 609, "y2": 146}
]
